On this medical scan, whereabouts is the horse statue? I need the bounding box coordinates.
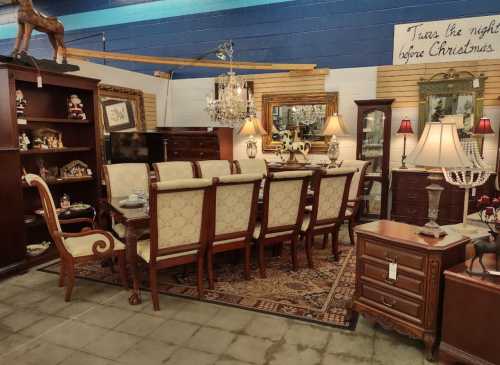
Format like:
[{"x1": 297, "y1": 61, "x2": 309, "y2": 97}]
[
  {"x1": 275, "y1": 129, "x2": 312, "y2": 163},
  {"x1": 11, "y1": 0, "x2": 67, "y2": 63}
]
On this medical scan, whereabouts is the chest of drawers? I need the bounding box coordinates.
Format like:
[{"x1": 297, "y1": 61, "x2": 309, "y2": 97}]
[{"x1": 353, "y1": 220, "x2": 469, "y2": 361}]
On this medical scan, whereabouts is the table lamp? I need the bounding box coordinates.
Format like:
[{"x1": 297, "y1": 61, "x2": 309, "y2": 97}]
[
  {"x1": 238, "y1": 116, "x2": 267, "y2": 159},
  {"x1": 396, "y1": 117, "x2": 413, "y2": 169},
  {"x1": 407, "y1": 122, "x2": 472, "y2": 238},
  {"x1": 474, "y1": 116, "x2": 494, "y2": 158},
  {"x1": 322, "y1": 113, "x2": 348, "y2": 167}
]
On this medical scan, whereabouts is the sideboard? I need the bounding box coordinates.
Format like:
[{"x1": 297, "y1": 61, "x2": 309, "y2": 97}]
[{"x1": 391, "y1": 169, "x2": 496, "y2": 227}]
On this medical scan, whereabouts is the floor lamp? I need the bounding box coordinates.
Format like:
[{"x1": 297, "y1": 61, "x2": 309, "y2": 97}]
[{"x1": 407, "y1": 122, "x2": 472, "y2": 238}]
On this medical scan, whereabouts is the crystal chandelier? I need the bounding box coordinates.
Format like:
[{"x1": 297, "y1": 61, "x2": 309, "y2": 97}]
[{"x1": 206, "y1": 41, "x2": 255, "y2": 127}]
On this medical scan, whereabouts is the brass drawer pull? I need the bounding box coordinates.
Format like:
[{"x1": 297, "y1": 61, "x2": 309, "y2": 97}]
[
  {"x1": 385, "y1": 254, "x2": 397, "y2": 263},
  {"x1": 381, "y1": 296, "x2": 395, "y2": 308}
]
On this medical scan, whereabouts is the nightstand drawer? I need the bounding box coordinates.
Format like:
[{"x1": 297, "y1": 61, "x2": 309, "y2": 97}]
[
  {"x1": 360, "y1": 261, "x2": 425, "y2": 298},
  {"x1": 360, "y1": 282, "x2": 424, "y2": 324},
  {"x1": 364, "y1": 239, "x2": 426, "y2": 272}
]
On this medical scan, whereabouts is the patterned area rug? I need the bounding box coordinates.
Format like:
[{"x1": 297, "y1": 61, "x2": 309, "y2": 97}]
[{"x1": 40, "y1": 238, "x2": 357, "y2": 330}]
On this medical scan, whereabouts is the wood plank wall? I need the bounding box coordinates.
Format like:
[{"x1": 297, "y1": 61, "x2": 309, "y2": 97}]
[
  {"x1": 143, "y1": 92, "x2": 157, "y2": 129},
  {"x1": 377, "y1": 59, "x2": 500, "y2": 108}
]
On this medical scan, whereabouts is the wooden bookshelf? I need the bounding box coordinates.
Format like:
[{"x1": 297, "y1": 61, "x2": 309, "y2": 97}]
[{"x1": 0, "y1": 62, "x2": 102, "y2": 275}]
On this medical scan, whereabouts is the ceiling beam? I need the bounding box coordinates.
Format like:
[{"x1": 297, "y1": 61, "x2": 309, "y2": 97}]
[{"x1": 66, "y1": 48, "x2": 316, "y2": 71}]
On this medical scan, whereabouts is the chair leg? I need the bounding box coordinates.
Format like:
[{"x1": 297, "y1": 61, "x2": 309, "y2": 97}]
[
  {"x1": 332, "y1": 225, "x2": 341, "y2": 261},
  {"x1": 117, "y1": 253, "x2": 129, "y2": 290},
  {"x1": 149, "y1": 266, "x2": 160, "y2": 311},
  {"x1": 197, "y1": 257, "x2": 205, "y2": 299},
  {"x1": 291, "y1": 236, "x2": 298, "y2": 271},
  {"x1": 348, "y1": 219, "x2": 356, "y2": 245},
  {"x1": 244, "y1": 244, "x2": 251, "y2": 280},
  {"x1": 322, "y1": 233, "x2": 329, "y2": 249},
  {"x1": 258, "y1": 240, "x2": 266, "y2": 278},
  {"x1": 59, "y1": 262, "x2": 65, "y2": 287},
  {"x1": 305, "y1": 233, "x2": 314, "y2": 269},
  {"x1": 64, "y1": 262, "x2": 75, "y2": 302},
  {"x1": 207, "y1": 249, "x2": 215, "y2": 290}
]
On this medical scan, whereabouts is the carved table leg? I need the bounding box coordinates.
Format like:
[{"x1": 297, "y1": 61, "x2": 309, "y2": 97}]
[
  {"x1": 423, "y1": 333, "x2": 437, "y2": 362},
  {"x1": 125, "y1": 225, "x2": 142, "y2": 305}
]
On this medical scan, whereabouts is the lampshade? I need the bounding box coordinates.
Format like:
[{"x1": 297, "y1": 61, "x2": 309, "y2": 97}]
[
  {"x1": 322, "y1": 114, "x2": 348, "y2": 136},
  {"x1": 474, "y1": 117, "x2": 494, "y2": 135},
  {"x1": 440, "y1": 114, "x2": 464, "y2": 129},
  {"x1": 397, "y1": 118, "x2": 413, "y2": 134},
  {"x1": 238, "y1": 116, "x2": 267, "y2": 136},
  {"x1": 406, "y1": 122, "x2": 472, "y2": 168}
]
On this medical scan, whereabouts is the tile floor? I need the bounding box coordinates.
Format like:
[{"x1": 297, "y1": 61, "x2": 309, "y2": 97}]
[{"x1": 0, "y1": 266, "x2": 434, "y2": 365}]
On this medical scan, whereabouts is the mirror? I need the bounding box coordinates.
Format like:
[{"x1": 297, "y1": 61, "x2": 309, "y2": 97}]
[
  {"x1": 418, "y1": 69, "x2": 486, "y2": 137},
  {"x1": 361, "y1": 110, "x2": 385, "y2": 176},
  {"x1": 262, "y1": 92, "x2": 338, "y2": 154}
]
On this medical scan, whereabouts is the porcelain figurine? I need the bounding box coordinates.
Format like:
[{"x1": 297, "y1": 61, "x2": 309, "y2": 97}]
[
  {"x1": 16, "y1": 90, "x2": 27, "y2": 117},
  {"x1": 68, "y1": 94, "x2": 86, "y2": 120}
]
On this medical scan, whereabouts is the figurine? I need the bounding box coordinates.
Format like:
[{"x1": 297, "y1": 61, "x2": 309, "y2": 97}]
[
  {"x1": 18, "y1": 132, "x2": 30, "y2": 151},
  {"x1": 68, "y1": 94, "x2": 86, "y2": 120},
  {"x1": 11, "y1": 0, "x2": 67, "y2": 63},
  {"x1": 61, "y1": 160, "x2": 91, "y2": 178},
  {"x1": 16, "y1": 90, "x2": 27, "y2": 117},
  {"x1": 275, "y1": 129, "x2": 311, "y2": 164},
  {"x1": 32, "y1": 128, "x2": 63, "y2": 149}
]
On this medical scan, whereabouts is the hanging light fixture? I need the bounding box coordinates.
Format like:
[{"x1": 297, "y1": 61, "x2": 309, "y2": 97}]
[{"x1": 206, "y1": 41, "x2": 256, "y2": 127}]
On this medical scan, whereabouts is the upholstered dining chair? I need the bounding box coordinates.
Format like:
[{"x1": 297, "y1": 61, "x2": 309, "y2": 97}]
[
  {"x1": 207, "y1": 173, "x2": 262, "y2": 288},
  {"x1": 195, "y1": 160, "x2": 232, "y2": 178},
  {"x1": 234, "y1": 159, "x2": 268, "y2": 176},
  {"x1": 25, "y1": 174, "x2": 128, "y2": 302},
  {"x1": 339, "y1": 160, "x2": 370, "y2": 244},
  {"x1": 301, "y1": 168, "x2": 354, "y2": 264},
  {"x1": 103, "y1": 163, "x2": 150, "y2": 240},
  {"x1": 153, "y1": 161, "x2": 195, "y2": 181},
  {"x1": 138, "y1": 178, "x2": 213, "y2": 310},
  {"x1": 253, "y1": 170, "x2": 312, "y2": 278}
]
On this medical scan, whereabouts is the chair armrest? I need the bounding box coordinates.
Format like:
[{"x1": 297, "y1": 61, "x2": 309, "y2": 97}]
[
  {"x1": 60, "y1": 217, "x2": 95, "y2": 229},
  {"x1": 60, "y1": 229, "x2": 116, "y2": 258}
]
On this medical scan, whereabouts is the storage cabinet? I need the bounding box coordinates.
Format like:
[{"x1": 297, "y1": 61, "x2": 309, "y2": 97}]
[{"x1": 353, "y1": 220, "x2": 470, "y2": 361}]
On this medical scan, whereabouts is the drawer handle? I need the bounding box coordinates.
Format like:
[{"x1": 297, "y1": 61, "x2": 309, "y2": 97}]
[
  {"x1": 381, "y1": 296, "x2": 396, "y2": 308},
  {"x1": 385, "y1": 254, "x2": 398, "y2": 263}
]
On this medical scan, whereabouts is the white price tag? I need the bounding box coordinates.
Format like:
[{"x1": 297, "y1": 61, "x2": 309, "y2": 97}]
[
  {"x1": 37, "y1": 75, "x2": 43, "y2": 88},
  {"x1": 388, "y1": 262, "x2": 398, "y2": 281},
  {"x1": 472, "y1": 187, "x2": 476, "y2": 197},
  {"x1": 473, "y1": 78, "x2": 480, "y2": 88},
  {"x1": 17, "y1": 118, "x2": 27, "y2": 125}
]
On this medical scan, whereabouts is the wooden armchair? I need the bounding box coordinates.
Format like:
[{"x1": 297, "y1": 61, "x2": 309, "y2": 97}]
[
  {"x1": 253, "y1": 170, "x2": 312, "y2": 278},
  {"x1": 234, "y1": 159, "x2": 268, "y2": 176},
  {"x1": 195, "y1": 160, "x2": 232, "y2": 178},
  {"x1": 138, "y1": 178, "x2": 213, "y2": 311},
  {"x1": 153, "y1": 161, "x2": 196, "y2": 181},
  {"x1": 25, "y1": 174, "x2": 128, "y2": 302},
  {"x1": 208, "y1": 173, "x2": 262, "y2": 288},
  {"x1": 301, "y1": 168, "x2": 354, "y2": 262}
]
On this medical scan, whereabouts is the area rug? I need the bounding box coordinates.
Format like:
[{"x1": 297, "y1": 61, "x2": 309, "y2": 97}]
[{"x1": 40, "y1": 238, "x2": 357, "y2": 330}]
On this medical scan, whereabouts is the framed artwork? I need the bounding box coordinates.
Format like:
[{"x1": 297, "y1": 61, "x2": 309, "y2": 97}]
[{"x1": 101, "y1": 99, "x2": 135, "y2": 131}]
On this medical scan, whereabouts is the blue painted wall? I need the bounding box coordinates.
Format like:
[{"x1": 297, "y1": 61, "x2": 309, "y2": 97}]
[{"x1": 1, "y1": 0, "x2": 500, "y2": 78}]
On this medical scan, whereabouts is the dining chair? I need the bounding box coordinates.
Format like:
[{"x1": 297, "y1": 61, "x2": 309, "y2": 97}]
[
  {"x1": 138, "y1": 178, "x2": 213, "y2": 310},
  {"x1": 234, "y1": 159, "x2": 268, "y2": 176},
  {"x1": 339, "y1": 160, "x2": 370, "y2": 244},
  {"x1": 207, "y1": 173, "x2": 262, "y2": 288},
  {"x1": 25, "y1": 174, "x2": 128, "y2": 302},
  {"x1": 301, "y1": 168, "x2": 354, "y2": 263},
  {"x1": 153, "y1": 161, "x2": 196, "y2": 181},
  {"x1": 195, "y1": 160, "x2": 232, "y2": 178},
  {"x1": 103, "y1": 163, "x2": 150, "y2": 240},
  {"x1": 253, "y1": 170, "x2": 312, "y2": 278}
]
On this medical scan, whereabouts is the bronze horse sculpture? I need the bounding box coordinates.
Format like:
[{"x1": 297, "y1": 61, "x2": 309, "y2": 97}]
[{"x1": 11, "y1": 0, "x2": 67, "y2": 63}]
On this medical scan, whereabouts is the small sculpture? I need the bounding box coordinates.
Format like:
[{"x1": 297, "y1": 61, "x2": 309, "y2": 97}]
[
  {"x1": 275, "y1": 129, "x2": 311, "y2": 164},
  {"x1": 68, "y1": 94, "x2": 86, "y2": 120},
  {"x1": 16, "y1": 90, "x2": 27, "y2": 117},
  {"x1": 61, "y1": 160, "x2": 91, "y2": 178},
  {"x1": 11, "y1": 0, "x2": 67, "y2": 63},
  {"x1": 18, "y1": 132, "x2": 30, "y2": 151},
  {"x1": 32, "y1": 128, "x2": 63, "y2": 149}
]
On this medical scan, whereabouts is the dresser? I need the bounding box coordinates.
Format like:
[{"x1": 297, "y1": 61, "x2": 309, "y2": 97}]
[
  {"x1": 391, "y1": 169, "x2": 495, "y2": 226},
  {"x1": 353, "y1": 220, "x2": 470, "y2": 361}
]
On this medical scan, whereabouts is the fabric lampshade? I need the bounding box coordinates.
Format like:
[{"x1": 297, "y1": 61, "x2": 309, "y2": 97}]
[
  {"x1": 397, "y1": 118, "x2": 413, "y2": 134},
  {"x1": 440, "y1": 114, "x2": 464, "y2": 129},
  {"x1": 474, "y1": 117, "x2": 494, "y2": 134},
  {"x1": 322, "y1": 114, "x2": 348, "y2": 136},
  {"x1": 406, "y1": 122, "x2": 472, "y2": 168},
  {"x1": 238, "y1": 116, "x2": 267, "y2": 136}
]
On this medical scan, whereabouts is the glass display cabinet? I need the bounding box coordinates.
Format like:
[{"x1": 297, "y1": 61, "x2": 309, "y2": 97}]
[{"x1": 355, "y1": 99, "x2": 394, "y2": 219}]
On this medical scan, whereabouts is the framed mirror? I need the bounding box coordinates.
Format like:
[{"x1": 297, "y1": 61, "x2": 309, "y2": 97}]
[
  {"x1": 418, "y1": 69, "x2": 486, "y2": 137},
  {"x1": 262, "y1": 92, "x2": 338, "y2": 154}
]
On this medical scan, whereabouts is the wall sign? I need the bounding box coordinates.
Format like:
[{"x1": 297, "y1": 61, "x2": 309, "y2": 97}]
[{"x1": 393, "y1": 15, "x2": 500, "y2": 65}]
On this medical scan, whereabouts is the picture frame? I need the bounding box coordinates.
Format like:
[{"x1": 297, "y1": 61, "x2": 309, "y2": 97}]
[{"x1": 101, "y1": 99, "x2": 135, "y2": 132}]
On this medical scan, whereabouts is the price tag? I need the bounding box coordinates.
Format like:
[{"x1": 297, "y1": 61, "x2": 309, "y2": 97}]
[
  {"x1": 17, "y1": 118, "x2": 27, "y2": 125},
  {"x1": 473, "y1": 78, "x2": 480, "y2": 88},
  {"x1": 37, "y1": 75, "x2": 43, "y2": 88},
  {"x1": 472, "y1": 187, "x2": 476, "y2": 197},
  {"x1": 388, "y1": 262, "x2": 398, "y2": 281}
]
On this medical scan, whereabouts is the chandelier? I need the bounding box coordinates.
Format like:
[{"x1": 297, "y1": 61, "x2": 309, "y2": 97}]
[{"x1": 206, "y1": 41, "x2": 255, "y2": 127}]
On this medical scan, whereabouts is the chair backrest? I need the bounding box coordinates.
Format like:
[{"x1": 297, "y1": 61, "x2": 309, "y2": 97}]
[
  {"x1": 309, "y1": 168, "x2": 354, "y2": 227},
  {"x1": 212, "y1": 173, "x2": 262, "y2": 241},
  {"x1": 234, "y1": 159, "x2": 268, "y2": 176},
  {"x1": 341, "y1": 160, "x2": 370, "y2": 201},
  {"x1": 195, "y1": 160, "x2": 232, "y2": 179},
  {"x1": 260, "y1": 170, "x2": 312, "y2": 235},
  {"x1": 149, "y1": 178, "x2": 213, "y2": 263},
  {"x1": 153, "y1": 161, "x2": 195, "y2": 181},
  {"x1": 25, "y1": 174, "x2": 64, "y2": 251},
  {"x1": 103, "y1": 163, "x2": 150, "y2": 200}
]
